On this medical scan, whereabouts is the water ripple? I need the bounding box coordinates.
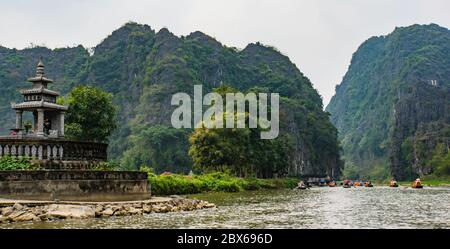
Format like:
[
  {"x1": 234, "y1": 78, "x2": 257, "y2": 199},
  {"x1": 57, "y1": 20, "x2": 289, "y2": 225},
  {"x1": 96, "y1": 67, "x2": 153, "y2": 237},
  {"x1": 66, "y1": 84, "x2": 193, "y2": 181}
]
[{"x1": 2, "y1": 187, "x2": 449, "y2": 229}]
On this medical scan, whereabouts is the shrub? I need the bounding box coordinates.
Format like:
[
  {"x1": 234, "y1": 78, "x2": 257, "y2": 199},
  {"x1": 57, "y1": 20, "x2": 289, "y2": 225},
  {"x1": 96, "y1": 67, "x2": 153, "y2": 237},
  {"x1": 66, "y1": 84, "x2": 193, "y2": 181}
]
[
  {"x1": 141, "y1": 168, "x2": 299, "y2": 195},
  {"x1": 0, "y1": 156, "x2": 35, "y2": 170},
  {"x1": 240, "y1": 177, "x2": 262, "y2": 190},
  {"x1": 211, "y1": 179, "x2": 242, "y2": 192}
]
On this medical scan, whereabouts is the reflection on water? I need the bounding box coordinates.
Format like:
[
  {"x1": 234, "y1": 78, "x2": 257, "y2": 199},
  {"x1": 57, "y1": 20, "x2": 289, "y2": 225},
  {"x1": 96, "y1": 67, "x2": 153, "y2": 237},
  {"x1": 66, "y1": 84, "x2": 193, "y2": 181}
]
[{"x1": 2, "y1": 187, "x2": 449, "y2": 229}]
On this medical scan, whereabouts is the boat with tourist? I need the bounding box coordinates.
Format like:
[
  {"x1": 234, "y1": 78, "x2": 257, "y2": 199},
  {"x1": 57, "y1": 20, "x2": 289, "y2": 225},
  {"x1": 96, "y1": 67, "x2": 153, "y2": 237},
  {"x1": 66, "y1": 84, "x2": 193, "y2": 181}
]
[
  {"x1": 295, "y1": 181, "x2": 309, "y2": 190},
  {"x1": 364, "y1": 181, "x2": 373, "y2": 187},
  {"x1": 412, "y1": 178, "x2": 423, "y2": 189},
  {"x1": 390, "y1": 178, "x2": 399, "y2": 187},
  {"x1": 343, "y1": 180, "x2": 352, "y2": 188}
]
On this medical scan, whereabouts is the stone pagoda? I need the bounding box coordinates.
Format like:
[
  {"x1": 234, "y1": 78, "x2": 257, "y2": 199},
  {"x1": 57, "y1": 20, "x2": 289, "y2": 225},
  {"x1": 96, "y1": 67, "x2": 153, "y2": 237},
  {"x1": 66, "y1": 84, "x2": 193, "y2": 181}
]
[
  {"x1": 11, "y1": 59, "x2": 68, "y2": 137},
  {"x1": 0, "y1": 59, "x2": 108, "y2": 168},
  {"x1": 0, "y1": 59, "x2": 148, "y2": 202}
]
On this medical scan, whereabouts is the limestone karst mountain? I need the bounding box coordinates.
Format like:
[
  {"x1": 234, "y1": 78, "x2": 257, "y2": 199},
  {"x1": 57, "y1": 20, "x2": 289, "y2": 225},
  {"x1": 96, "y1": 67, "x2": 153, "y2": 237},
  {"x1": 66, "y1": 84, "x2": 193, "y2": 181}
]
[
  {"x1": 327, "y1": 24, "x2": 450, "y2": 180},
  {"x1": 0, "y1": 22, "x2": 342, "y2": 177}
]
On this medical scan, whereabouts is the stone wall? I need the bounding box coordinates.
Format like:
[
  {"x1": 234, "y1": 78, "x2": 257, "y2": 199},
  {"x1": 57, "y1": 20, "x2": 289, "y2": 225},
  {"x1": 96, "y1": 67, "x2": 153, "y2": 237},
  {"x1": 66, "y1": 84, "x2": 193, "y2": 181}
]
[{"x1": 0, "y1": 170, "x2": 149, "y2": 201}]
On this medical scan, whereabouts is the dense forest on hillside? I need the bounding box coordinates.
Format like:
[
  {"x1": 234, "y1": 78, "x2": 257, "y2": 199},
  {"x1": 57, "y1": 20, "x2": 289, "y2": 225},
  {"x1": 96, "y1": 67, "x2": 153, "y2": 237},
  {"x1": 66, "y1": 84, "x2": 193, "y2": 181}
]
[
  {"x1": 327, "y1": 24, "x2": 450, "y2": 180},
  {"x1": 0, "y1": 22, "x2": 342, "y2": 178}
]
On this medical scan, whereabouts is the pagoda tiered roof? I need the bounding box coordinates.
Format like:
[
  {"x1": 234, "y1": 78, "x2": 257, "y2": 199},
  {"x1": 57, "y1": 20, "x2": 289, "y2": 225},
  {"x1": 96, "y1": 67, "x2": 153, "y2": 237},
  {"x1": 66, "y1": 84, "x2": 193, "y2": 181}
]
[
  {"x1": 27, "y1": 60, "x2": 53, "y2": 84},
  {"x1": 11, "y1": 59, "x2": 68, "y2": 112},
  {"x1": 19, "y1": 87, "x2": 60, "y2": 96},
  {"x1": 11, "y1": 100, "x2": 68, "y2": 111},
  {"x1": 27, "y1": 75, "x2": 54, "y2": 83}
]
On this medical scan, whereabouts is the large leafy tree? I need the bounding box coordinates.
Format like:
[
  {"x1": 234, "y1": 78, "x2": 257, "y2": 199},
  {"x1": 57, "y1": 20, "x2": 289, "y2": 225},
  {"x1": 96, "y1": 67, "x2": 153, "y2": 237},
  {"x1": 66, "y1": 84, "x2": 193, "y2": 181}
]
[
  {"x1": 58, "y1": 86, "x2": 117, "y2": 143},
  {"x1": 188, "y1": 117, "x2": 293, "y2": 178},
  {"x1": 121, "y1": 125, "x2": 192, "y2": 173},
  {"x1": 429, "y1": 143, "x2": 450, "y2": 177},
  {"x1": 188, "y1": 85, "x2": 293, "y2": 178}
]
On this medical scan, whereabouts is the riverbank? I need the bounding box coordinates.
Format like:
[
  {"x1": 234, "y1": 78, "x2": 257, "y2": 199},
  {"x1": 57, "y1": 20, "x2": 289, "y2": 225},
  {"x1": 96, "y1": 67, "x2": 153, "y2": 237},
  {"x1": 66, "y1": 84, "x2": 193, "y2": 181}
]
[
  {"x1": 0, "y1": 196, "x2": 216, "y2": 224},
  {"x1": 145, "y1": 171, "x2": 298, "y2": 195},
  {"x1": 373, "y1": 176, "x2": 450, "y2": 187},
  {"x1": 397, "y1": 180, "x2": 450, "y2": 187}
]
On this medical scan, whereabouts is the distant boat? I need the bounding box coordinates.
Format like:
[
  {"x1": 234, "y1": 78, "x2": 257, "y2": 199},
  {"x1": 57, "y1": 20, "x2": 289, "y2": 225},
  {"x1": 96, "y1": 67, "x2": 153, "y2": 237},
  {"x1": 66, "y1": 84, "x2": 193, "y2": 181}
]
[
  {"x1": 343, "y1": 179, "x2": 352, "y2": 188},
  {"x1": 364, "y1": 182, "x2": 373, "y2": 187},
  {"x1": 295, "y1": 181, "x2": 309, "y2": 190},
  {"x1": 389, "y1": 178, "x2": 399, "y2": 187},
  {"x1": 412, "y1": 178, "x2": 423, "y2": 189},
  {"x1": 354, "y1": 181, "x2": 363, "y2": 187}
]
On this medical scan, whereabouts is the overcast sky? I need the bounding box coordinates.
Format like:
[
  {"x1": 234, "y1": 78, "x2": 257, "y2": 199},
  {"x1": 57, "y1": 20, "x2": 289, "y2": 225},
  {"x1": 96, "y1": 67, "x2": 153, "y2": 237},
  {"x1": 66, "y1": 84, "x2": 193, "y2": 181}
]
[{"x1": 1, "y1": 0, "x2": 449, "y2": 106}]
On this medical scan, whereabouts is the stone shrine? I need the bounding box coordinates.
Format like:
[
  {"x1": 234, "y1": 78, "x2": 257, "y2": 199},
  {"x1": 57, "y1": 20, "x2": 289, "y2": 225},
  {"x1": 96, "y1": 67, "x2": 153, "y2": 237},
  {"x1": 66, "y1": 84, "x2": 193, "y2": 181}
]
[
  {"x1": 1, "y1": 59, "x2": 106, "y2": 169},
  {"x1": 0, "y1": 59, "x2": 148, "y2": 201},
  {"x1": 11, "y1": 59, "x2": 68, "y2": 138}
]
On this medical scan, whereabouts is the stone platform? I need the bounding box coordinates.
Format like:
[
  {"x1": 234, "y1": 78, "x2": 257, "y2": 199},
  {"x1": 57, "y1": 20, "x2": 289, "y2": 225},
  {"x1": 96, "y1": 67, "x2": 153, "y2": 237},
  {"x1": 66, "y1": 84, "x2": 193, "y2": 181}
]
[{"x1": 0, "y1": 170, "x2": 149, "y2": 202}]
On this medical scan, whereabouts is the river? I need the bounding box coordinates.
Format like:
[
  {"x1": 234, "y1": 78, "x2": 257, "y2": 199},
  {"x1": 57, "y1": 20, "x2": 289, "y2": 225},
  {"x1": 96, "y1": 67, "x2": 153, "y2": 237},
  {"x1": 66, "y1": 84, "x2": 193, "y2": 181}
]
[{"x1": 2, "y1": 186, "x2": 450, "y2": 229}]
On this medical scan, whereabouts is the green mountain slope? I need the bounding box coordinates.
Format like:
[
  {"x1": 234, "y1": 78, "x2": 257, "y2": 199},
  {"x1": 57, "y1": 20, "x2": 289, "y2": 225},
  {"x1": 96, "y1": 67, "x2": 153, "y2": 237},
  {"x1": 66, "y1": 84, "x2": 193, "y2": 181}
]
[
  {"x1": 326, "y1": 24, "x2": 450, "y2": 180},
  {"x1": 0, "y1": 22, "x2": 341, "y2": 178}
]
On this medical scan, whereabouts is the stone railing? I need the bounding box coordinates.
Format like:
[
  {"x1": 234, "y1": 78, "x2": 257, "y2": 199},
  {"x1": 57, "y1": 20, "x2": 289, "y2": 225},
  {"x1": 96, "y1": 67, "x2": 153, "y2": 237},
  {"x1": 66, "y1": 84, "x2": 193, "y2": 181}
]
[{"x1": 0, "y1": 137, "x2": 107, "y2": 170}]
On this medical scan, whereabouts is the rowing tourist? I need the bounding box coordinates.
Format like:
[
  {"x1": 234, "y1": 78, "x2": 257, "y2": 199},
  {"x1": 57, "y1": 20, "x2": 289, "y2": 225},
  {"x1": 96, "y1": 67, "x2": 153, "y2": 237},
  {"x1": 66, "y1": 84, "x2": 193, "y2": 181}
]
[
  {"x1": 412, "y1": 178, "x2": 423, "y2": 189},
  {"x1": 390, "y1": 178, "x2": 398, "y2": 187}
]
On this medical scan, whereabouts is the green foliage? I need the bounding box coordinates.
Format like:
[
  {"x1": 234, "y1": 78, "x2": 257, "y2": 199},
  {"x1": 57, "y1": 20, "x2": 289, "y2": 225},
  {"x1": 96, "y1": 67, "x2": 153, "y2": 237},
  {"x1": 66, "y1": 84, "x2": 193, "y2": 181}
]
[
  {"x1": 429, "y1": 143, "x2": 450, "y2": 177},
  {"x1": 121, "y1": 125, "x2": 191, "y2": 172},
  {"x1": 367, "y1": 163, "x2": 391, "y2": 180},
  {"x1": 342, "y1": 161, "x2": 360, "y2": 179},
  {"x1": 143, "y1": 168, "x2": 297, "y2": 195},
  {"x1": 0, "y1": 156, "x2": 35, "y2": 170},
  {"x1": 187, "y1": 85, "x2": 294, "y2": 178},
  {"x1": 58, "y1": 86, "x2": 117, "y2": 142},
  {"x1": 420, "y1": 175, "x2": 450, "y2": 186}
]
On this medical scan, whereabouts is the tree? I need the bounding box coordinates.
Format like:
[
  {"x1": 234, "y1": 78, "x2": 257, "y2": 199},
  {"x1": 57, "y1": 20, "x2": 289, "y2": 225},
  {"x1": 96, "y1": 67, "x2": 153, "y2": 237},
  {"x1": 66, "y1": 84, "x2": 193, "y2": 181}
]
[
  {"x1": 121, "y1": 125, "x2": 192, "y2": 173},
  {"x1": 429, "y1": 143, "x2": 450, "y2": 177},
  {"x1": 58, "y1": 86, "x2": 117, "y2": 142},
  {"x1": 188, "y1": 116, "x2": 293, "y2": 178},
  {"x1": 188, "y1": 85, "x2": 293, "y2": 178}
]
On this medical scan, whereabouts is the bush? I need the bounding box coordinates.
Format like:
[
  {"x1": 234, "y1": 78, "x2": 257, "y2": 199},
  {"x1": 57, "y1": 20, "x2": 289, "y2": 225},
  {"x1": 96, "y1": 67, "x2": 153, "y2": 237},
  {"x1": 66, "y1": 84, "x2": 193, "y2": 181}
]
[
  {"x1": 240, "y1": 178, "x2": 262, "y2": 191},
  {"x1": 142, "y1": 168, "x2": 298, "y2": 195},
  {"x1": 210, "y1": 179, "x2": 242, "y2": 192},
  {"x1": 0, "y1": 156, "x2": 35, "y2": 170},
  {"x1": 421, "y1": 143, "x2": 450, "y2": 178},
  {"x1": 150, "y1": 175, "x2": 207, "y2": 195}
]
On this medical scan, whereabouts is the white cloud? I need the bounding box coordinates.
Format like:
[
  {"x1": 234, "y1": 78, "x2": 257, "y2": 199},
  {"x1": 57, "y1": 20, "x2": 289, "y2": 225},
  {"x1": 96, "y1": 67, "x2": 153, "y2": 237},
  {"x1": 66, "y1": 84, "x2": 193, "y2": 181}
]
[{"x1": 0, "y1": 0, "x2": 449, "y2": 106}]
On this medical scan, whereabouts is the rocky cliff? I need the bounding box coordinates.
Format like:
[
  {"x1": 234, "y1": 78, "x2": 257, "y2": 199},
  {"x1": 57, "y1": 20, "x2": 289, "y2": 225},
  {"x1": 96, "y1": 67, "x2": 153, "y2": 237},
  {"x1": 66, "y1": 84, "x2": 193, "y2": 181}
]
[{"x1": 327, "y1": 24, "x2": 450, "y2": 180}]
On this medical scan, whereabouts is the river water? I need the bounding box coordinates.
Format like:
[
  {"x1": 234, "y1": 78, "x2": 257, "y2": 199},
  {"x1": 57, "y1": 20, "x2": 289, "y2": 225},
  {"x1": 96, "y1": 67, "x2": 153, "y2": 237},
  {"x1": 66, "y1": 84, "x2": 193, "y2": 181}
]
[{"x1": 3, "y1": 186, "x2": 450, "y2": 229}]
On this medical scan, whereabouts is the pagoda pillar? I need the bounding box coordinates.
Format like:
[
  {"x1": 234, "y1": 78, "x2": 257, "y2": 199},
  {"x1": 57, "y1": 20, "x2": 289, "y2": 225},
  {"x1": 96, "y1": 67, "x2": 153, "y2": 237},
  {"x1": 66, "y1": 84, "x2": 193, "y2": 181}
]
[
  {"x1": 36, "y1": 109, "x2": 45, "y2": 136},
  {"x1": 15, "y1": 110, "x2": 23, "y2": 130},
  {"x1": 59, "y1": 111, "x2": 65, "y2": 137}
]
